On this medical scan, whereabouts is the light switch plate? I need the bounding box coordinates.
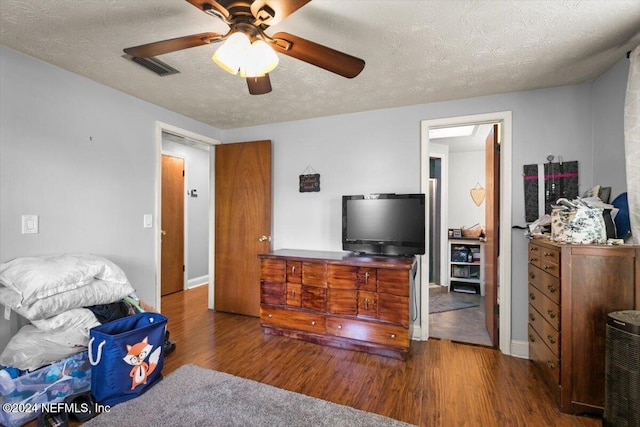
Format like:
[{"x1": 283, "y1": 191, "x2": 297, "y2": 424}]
[
  {"x1": 143, "y1": 214, "x2": 153, "y2": 228},
  {"x1": 22, "y1": 215, "x2": 39, "y2": 234}
]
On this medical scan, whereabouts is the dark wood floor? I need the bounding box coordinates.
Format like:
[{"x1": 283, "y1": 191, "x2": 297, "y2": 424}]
[{"x1": 158, "y1": 285, "x2": 600, "y2": 427}]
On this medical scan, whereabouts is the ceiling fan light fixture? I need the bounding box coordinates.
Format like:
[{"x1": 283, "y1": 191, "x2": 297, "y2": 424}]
[
  {"x1": 212, "y1": 32, "x2": 251, "y2": 75},
  {"x1": 239, "y1": 40, "x2": 279, "y2": 78}
]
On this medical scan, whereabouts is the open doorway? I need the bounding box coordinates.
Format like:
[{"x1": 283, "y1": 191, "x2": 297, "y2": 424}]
[
  {"x1": 427, "y1": 124, "x2": 494, "y2": 347},
  {"x1": 419, "y1": 112, "x2": 513, "y2": 356},
  {"x1": 154, "y1": 122, "x2": 219, "y2": 312}
]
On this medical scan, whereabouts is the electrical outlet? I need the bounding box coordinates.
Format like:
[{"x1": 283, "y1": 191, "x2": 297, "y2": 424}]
[{"x1": 22, "y1": 215, "x2": 39, "y2": 234}]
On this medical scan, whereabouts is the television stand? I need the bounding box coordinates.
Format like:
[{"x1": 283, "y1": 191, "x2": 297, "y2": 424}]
[{"x1": 258, "y1": 249, "x2": 416, "y2": 360}]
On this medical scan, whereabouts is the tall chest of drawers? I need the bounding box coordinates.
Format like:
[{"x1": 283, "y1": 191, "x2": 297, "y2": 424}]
[
  {"x1": 259, "y1": 249, "x2": 416, "y2": 360},
  {"x1": 528, "y1": 239, "x2": 640, "y2": 415}
]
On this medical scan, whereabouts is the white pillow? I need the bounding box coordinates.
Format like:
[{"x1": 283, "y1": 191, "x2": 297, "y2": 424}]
[
  {"x1": 0, "y1": 324, "x2": 90, "y2": 371},
  {"x1": 31, "y1": 308, "x2": 100, "y2": 332},
  {"x1": 0, "y1": 279, "x2": 135, "y2": 320},
  {"x1": 0, "y1": 253, "x2": 129, "y2": 306}
]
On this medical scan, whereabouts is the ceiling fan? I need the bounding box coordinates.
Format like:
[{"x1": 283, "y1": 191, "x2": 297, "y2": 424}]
[{"x1": 123, "y1": 0, "x2": 366, "y2": 95}]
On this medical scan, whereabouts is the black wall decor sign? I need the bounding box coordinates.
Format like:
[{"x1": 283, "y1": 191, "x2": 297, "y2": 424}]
[{"x1": 299, "y1": 173, "x2": 320, "y2": 192}]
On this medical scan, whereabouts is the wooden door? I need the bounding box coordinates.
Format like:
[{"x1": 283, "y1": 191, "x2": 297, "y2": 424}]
[
  {"x1": 484, "y1": 125, "x2": 500, "y2": 346},
  {"x1": 161, "y1": 154, "x2": 185, "y2": 296},
  {"x1": 215, "y1": 140, "x2": 271, "y2": 316}
]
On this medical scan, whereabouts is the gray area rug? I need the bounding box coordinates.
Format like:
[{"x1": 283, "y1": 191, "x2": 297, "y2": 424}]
[
  {"x1": 84, "y1": 364, "x2": 414, "y2": 427},
  {"x1": 429, "y1": 292, "x2": 480, "y2": 314}
]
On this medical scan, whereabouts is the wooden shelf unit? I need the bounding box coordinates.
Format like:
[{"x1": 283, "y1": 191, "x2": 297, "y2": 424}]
[
  {"x1": 258, "y1": 249, "x2": 416, "y2": 360},
  {"x1": 448, "y1": 238, "x2": 485, "y2": 295}
]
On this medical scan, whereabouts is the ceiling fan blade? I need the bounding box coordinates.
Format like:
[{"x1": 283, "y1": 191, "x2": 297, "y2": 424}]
[
  {"x1": 124, "y1": 32, "x2": 224, "y2": 57},
  {"x1": 271, "y1": 32, "x2": 365, "y2": 78},
  {"x1": 246, "y1": 74, "x2": 272, "y2": 95},
  {"x1": 250, "y1": 0, "x2": 310, "y2": 27},
  {"x1": 185, "y1": 0, "x2": 230, "y2": 21}
]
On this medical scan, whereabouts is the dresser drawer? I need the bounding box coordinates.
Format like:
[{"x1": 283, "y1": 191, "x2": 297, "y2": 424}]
[
  {"x1": 302, "y1": 262, "x2": 327, "y2": 287},
  {"x1": 377, "y1": 269, "x2": 409, "y2": 297},
  {"x1": 326, "y1": 317, "x2": 409, "y2": 348},
  {"x1": 528, "y1": 325, "x2": 560, "y2": 386},
  {"x1": 528, "y1": 265, "x2": 560, "y2": 304},
  {"x1": 286, "y1": 261, "x2": 302, "y2": 284},
  {"x1": 301, "y1": 285, "x2": 326, "y2": 312},
  {"x1": 357, "y1": 291, "x2": 377, "y2": 319},
  {"x1": 327, "y1": 289, "x2": 357, "y2": 315},
  {"x1": 261, "y1": 281, "x2": 285, "y2": 305},
  {"x1": 286, "y1": 283, "x2": 302, "y2": 307},
  {"x1": 528, "y1": 285, "x2": 560, "y2": 330},
  {"x1": 357, "y1": 267, "x2": 377, "y2": 292},
  {"x1": 261, "y1": 306, "x2": 326, "y2": 334},
  {"x1": 528, "y1": 304, "x2": 560, "y2": 357},
  {"x1": 261, "y1": 259, "x2": 285, "y2": 282},
  {"x1": 327, "y1": 265, "x2": 357, "y2": 289},
  {"x1": 529, "y1": 244, "x2": 542, "y2": 268},
  {"x1": 539, "y1": 258, "x2": 560, "y2": 278},
  {"x1": 378, "y1": 293, "x2": 409, "y2": 326}
]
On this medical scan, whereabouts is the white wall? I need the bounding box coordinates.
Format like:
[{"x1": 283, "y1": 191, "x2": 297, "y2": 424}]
[
  {"x1": 0, "y1": 46, "x2": 222, "y2": 349},
  {"x1": 447, "y1": 150, "x2": 485, "y2": 230},
  {"x1": 592, "y1": 58, "x2": 630, "y2": 199},
  {"x1": 224, "y1": 67, "x2": 629, "y2": 343}
]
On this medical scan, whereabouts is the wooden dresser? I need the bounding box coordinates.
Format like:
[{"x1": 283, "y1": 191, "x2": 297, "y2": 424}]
[
  {"x1": 258, "y1": 249, "x2": 416, "y2": 360},
  {"x1": 528, "y1": 239, "x2": 640, "y2": 415}
]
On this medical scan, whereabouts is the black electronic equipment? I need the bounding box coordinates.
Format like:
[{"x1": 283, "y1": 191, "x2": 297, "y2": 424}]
[
  {"x1": 342, "y1": 193, "x2": 425, "y2": 256},
  {"x1": 604, "y1": 310, "x2": 640, "y2": 427}
]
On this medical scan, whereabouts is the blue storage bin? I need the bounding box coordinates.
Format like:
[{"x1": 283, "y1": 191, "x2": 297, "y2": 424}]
[{"x1": 0, "y1": 351, "x2": 91, "y2": 427}]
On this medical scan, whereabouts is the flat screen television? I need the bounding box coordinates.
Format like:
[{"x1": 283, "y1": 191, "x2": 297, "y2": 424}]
[{"x1": 342, "y1": 193, "x2": 426, "y2": 256}]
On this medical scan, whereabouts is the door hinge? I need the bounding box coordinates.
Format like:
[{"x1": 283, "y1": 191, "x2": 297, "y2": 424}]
[
  {"x1": 494, "y1": 304, "x2": 500, "y2": 315},
  {"x1": 182, "y1": 170, "x2": 185, "y2": 177},
  {"x1": 183, "y1": 265, "x2": 185, "y2": 272}
]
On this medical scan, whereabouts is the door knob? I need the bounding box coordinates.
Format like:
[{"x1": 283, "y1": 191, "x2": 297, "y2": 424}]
[
  {"x1": 161, "y1": 230, "x2": 167, "y2": 236},
  {"x1": 258, "y1": 235, "x2": 271, "y2": 242}
]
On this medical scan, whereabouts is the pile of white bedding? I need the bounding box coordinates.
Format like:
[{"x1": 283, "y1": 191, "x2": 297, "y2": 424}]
[{"x1": 0, "y1": 254, "x2": 136, "y2": 371}]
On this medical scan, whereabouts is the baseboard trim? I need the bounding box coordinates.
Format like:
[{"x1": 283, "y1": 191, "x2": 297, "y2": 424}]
[
  {"x1": 187, "y1": 275, "x2": 208, "y2": 289},
  {"x1": 510, "y1": 339, "x2": 529, "y2": 359}
]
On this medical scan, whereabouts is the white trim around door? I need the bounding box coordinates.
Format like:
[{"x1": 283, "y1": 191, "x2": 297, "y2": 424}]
[
  {"x1": 155, "y1": 122, "x2": 220, "y2": 312},
  {"x1": 418, "y1": 111, "x2": 513, "y2": 356}
]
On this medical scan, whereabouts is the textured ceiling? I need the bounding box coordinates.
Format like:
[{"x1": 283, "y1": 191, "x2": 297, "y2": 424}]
[{"x1": 1, "y1": 0, "x2": 639, "y2": 130}]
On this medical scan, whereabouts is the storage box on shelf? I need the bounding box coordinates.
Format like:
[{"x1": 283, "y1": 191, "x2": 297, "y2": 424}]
[
  {"x1": 258, "y1": 249, "x2": 416, "y2": 360},
  {"x1": 448, "y1": 239, "x2": 484, "y2": 295},
  {"x1": 527, "y1": 238, "x2": 640, "y2": 415}
]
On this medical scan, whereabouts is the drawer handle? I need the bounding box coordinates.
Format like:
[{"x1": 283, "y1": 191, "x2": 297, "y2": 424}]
[
  {"x1": 530, "y1": 247, "x2": 538, "y2": 252},
  {"x1": 547, "y1": 285, "x2": 556, "y2": 293},
  {"x1": 543, "y1": 265, "x2": 551, "y2": 270},
  {"x1": 543, "y1": 252, "x2": 553, "y2": 257},
  {"x1": 529, "y1": 293, "x2": 535, "y2": 301},
  {"x1": 337, "y1": 325, "x2": 342, "y2": 330},
  {"x1": 390, "y1": 334, "x2": 396, "y2": 339},
  {"x1": 365, "y1": 298, "x2": 369, "y2": 310},
  {"x1": 292, "y1": 289, "x2": 296, "y2": 298},
  {"x1": 365, "y1": 272, "x2": 369, "y2": 283},
  {"x1": 547, "y1": 335, "x2": 556, "y2": 344},
  {"x1": 311, "y1": 321, "x2": 316, "y2": 326},
  {"x1": 529, "y1": 272, "x2": 535, "y2": 279},
  {"x1": 529, "y1": 313, "x2": 536, "y2": 321},
  {"x1": 529, "y1": 334, "x2": 535, "y2": 342},
  {"x1": 547, "y1": 309, "x2": 556, "y2": 319},
  {"x1": 268, "y1": 314, "x2": 273, "y2": 318},
  {"x1": 530, "y1": 257, "x2": 538, "y2": 263},
  {"x1": 291, "y1": 266, "x2": 296, "y2": 276},
  {"x1": 546, "y1": 360, "x2": 556, "y2": 370}
]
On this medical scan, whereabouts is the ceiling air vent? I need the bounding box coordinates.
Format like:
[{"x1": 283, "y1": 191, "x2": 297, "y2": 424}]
[{"x1": 122, "y1": 54, "x2": 180, "y2": 76}]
